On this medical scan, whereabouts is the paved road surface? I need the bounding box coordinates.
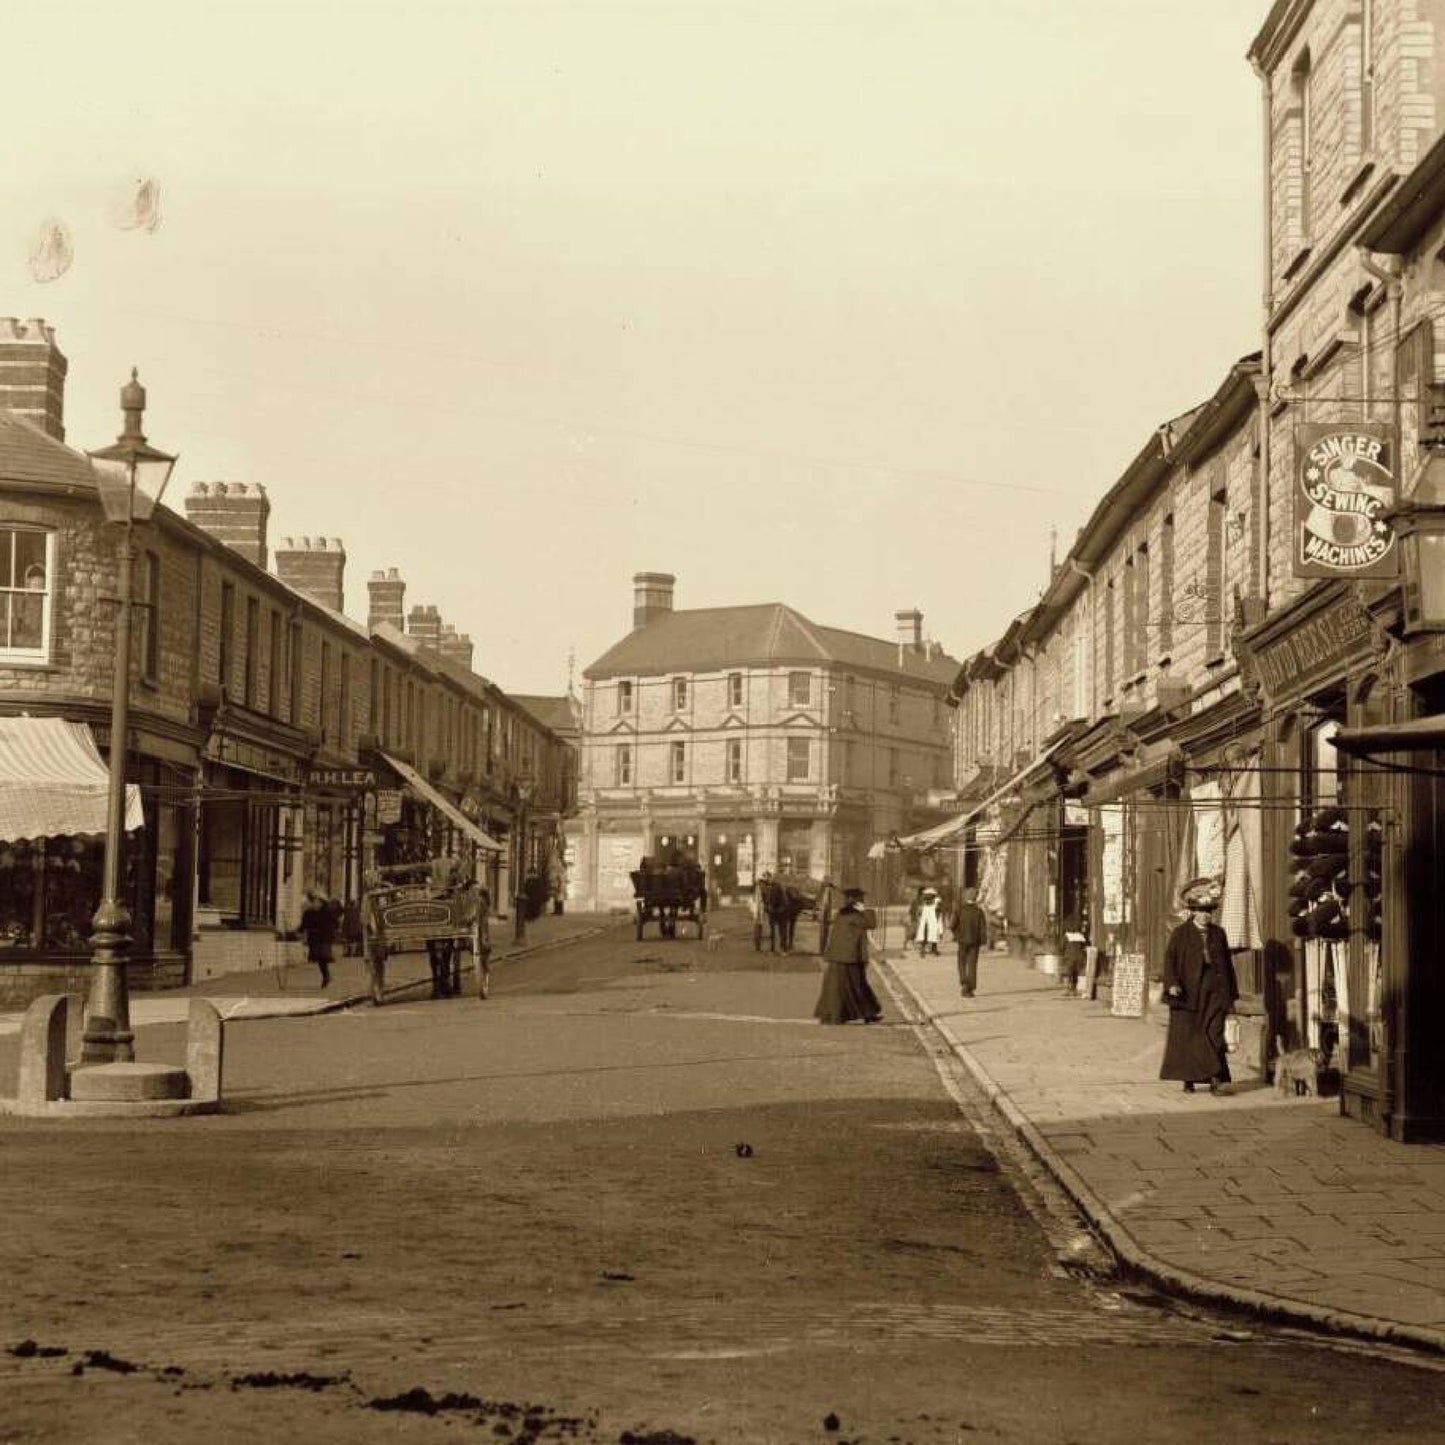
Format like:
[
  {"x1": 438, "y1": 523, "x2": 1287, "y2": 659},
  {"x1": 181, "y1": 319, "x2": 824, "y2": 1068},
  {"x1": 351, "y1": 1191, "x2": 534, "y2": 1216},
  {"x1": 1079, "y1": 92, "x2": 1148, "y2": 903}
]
[{"x1": 2, "y1": 921, "x2": 1442, "y2": 1443}]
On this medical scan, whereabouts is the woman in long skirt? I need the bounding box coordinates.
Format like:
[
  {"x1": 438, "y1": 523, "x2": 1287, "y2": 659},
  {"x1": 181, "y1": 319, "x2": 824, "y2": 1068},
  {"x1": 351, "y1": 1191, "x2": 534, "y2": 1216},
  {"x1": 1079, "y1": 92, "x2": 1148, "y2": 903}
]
[
  {"x1": 815, "y1": 887, "x2": 883, "y2": 1025},
  {"x1": 1160, "y1": 878, "x2": 1239, "y2": 1094}
]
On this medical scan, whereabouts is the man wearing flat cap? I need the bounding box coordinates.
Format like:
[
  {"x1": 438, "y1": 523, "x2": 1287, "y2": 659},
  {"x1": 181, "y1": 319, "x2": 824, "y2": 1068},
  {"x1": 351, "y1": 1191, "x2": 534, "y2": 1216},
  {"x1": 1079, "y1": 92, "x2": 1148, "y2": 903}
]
[{"x1": 1159, "y1": 877, "x2": 1239, "y2": 1094}]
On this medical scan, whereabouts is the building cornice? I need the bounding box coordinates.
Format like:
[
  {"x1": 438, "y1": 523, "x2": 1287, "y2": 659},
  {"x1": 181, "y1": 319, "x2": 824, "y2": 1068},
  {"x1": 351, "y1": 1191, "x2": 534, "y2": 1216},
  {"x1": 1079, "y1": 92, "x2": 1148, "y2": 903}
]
[{"x1": 1247, "y1": 0, "x2": 1313, "y2": 77}]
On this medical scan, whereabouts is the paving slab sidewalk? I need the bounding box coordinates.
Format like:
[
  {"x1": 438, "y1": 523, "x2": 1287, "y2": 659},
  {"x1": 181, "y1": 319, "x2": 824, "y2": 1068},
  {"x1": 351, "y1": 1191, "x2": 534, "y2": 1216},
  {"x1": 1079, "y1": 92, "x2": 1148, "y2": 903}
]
[{"x1": 878, "y1": 938, "x2": 1445, "y2": 1354}]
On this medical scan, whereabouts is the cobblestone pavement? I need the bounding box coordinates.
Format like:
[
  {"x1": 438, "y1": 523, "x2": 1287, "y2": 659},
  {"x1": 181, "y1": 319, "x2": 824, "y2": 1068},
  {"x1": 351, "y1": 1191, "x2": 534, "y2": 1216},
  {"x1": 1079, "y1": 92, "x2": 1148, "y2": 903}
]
[{"x1": 879, "y1": 931, "x2": 1445, "y2": 1351}]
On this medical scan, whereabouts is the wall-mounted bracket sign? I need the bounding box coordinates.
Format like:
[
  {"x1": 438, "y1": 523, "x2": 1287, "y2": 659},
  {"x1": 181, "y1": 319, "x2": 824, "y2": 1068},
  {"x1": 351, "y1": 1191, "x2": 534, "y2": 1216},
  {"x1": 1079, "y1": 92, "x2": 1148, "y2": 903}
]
[{"x1": 1294, "y1": 422, "x2": 1398, "y2": 579}]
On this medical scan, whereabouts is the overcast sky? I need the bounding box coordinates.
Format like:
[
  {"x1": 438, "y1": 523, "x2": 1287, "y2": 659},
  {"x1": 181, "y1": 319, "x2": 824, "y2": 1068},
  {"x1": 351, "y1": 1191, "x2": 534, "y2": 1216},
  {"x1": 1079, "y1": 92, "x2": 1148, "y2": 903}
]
[{"x1": 8, "y1": 1, "x2": 1267, "y2": 695}]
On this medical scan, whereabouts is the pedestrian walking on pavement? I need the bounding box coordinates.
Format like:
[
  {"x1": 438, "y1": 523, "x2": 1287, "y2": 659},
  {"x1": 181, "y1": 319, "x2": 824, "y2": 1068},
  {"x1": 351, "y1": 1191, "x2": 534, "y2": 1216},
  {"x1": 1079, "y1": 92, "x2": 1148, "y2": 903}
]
[
  {"x1": 949, "y1": 887, "x2": 988, "y2": 998},
  {"x1": 903, "y1": 886, "x2": 925, "y2": 953},
  {"x1": 1160, "y1": 878, "x2": 1239, "y2": 1094},
  {"x1": 299, "y1": 888, "x2": 337, "y2": 988},
  {"x1": 1060, "y1": 909, "x2": 1087, "y2": 998},
  {"x1": 914, "y1": 887, "x2": 943, "y2": 955},
  {"x1": 814, "y1": 886, "x2": 883, "y2": 1025}
]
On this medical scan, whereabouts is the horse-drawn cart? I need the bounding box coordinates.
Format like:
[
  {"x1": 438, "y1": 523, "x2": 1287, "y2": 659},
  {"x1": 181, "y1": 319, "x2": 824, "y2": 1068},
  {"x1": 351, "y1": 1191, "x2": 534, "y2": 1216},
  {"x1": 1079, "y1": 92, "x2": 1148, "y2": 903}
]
[
  {"x1": 363, "y1": 865, "x2": 491, "y2": 1003},
  {"x1": 630, "y1": 858, "x2": 707, "y2": 940}
]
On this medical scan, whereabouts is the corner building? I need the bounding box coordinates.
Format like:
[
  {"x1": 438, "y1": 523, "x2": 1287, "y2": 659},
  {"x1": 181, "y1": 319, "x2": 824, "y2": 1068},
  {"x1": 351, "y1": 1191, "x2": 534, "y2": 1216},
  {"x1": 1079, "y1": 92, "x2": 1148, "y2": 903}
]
[{"x1": 568, "y1": 574, "x2": 957, "y2": 910}]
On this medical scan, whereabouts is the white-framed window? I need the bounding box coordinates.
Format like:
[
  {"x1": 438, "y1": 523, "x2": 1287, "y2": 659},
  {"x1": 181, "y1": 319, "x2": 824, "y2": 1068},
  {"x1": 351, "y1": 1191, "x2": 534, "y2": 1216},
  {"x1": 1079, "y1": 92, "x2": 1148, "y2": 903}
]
[
  {"x1": 786, "y1": 736, "x2": 810, "y2": 782},
  {"x1": 726, "y1": 738, "x2": 742, "y2": 783},
  {"x1": 728, "y1": 672, "x2": 743, "y2": 709},
  {"x1": 614, "y1": 743, "x2": 632, "y2": 785},
  {"x1": 617, "y1": 679, "x2": 634, "y2": 714},
  {"x1": 670, "y1": 739, "x2": 686, "y2": 783},
  {"x1": 0, "y1": 526, "x2": 55, "y2": 662},
  {"x1": 788, "y1": 670, "x2": 811, "y2": 707},
  {"x1": 673, "y1": 676, "x2": 688, "y2": 711},
  {"x1": 889, "y1": 686, "x2": 901, "y2": 723}
]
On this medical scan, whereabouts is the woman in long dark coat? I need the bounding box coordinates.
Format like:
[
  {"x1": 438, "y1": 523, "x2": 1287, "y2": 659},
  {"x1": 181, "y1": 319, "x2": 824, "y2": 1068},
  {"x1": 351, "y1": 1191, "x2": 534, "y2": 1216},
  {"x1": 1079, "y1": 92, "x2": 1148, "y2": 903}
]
[
  {"x1": 1160, "y1": 878, "x2": 1239, "y2": 1094},
  {"x1": 814, "y1": 887, "x2": 883, "y2": 1025}
]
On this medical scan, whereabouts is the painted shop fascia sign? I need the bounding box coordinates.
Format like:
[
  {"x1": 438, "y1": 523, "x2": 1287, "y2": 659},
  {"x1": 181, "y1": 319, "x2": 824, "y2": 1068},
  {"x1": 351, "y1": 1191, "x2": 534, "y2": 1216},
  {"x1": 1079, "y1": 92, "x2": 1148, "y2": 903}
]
[
  {"x1": 307, "y1": 766, "x2": 375, "y2": 792},
  {"x1": 1250, "y1": 596, "x2": 1373, "y2": 703},
  {"x1": 1293, "y1": 422, "x2": 1399, "y2": 579},
  {"x1": 204, "y1": 733, "x2": 301, "y2": 782}
]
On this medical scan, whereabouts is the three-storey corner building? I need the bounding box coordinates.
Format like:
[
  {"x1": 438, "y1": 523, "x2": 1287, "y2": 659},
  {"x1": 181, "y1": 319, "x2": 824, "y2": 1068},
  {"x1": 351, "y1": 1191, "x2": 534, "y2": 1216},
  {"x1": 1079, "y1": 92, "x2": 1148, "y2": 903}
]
[{"x1": 567, "y1": 573, "x2": 957, "y2": 909}]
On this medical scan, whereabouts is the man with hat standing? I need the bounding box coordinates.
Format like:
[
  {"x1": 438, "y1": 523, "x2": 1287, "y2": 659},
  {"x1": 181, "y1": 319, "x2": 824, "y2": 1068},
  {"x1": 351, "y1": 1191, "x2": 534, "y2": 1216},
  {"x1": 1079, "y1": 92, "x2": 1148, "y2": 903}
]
[
  {"x1": 1160, "y1": 877, "x2": 1239, "y2": 1094},
  {"x1": 814, "y1": 886, "x2": 883, "y2": 1025}
]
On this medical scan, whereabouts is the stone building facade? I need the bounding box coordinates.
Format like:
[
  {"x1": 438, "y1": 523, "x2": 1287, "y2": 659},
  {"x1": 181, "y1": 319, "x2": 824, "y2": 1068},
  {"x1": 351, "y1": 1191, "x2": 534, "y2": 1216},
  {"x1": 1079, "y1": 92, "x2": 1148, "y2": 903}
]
[
  {"x1": 934, "y1": 0, "x2": 1445, "y2": 1141},
  {"x1": 567, "y1": 573, "x2": 957, "y2": 910},
  {"x1": 0, "y1": 322, "x2": 570, "y2": 1005}
]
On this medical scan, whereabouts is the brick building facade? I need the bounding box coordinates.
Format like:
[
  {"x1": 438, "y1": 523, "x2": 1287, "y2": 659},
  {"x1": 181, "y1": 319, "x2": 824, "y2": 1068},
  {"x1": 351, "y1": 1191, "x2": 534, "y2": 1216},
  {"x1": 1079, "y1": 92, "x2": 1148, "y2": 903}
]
[{"x1": 0, "y1": 323, "x2": 570, "y2": 1005}]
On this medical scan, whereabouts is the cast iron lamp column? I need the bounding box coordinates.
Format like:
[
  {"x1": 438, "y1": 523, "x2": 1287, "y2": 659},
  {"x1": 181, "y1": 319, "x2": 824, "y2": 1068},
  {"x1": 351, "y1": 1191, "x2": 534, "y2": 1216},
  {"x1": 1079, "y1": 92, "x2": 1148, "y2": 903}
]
[
  {"x1": 512, "y1": 775, "x2": 535, "y2": 944},
  {"x1": 81, "y1": 371, "x2": 177, "y2": 1065}
]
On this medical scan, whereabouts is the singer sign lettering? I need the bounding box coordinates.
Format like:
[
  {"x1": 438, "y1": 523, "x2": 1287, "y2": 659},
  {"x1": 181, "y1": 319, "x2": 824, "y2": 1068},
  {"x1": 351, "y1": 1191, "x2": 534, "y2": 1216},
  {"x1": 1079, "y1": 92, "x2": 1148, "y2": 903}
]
[{"x1": 1294, "y1": 423, "x2": 1398, "y2": 578}]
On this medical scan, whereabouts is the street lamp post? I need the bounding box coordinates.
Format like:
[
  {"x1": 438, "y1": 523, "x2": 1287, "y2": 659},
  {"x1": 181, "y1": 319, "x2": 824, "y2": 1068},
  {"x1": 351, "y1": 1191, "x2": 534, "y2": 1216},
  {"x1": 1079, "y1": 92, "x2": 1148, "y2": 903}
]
[
  {"x1": 512, "y1": 775, "x2": 535, "y2": 944},
  {"x1": 81, "y1": 371, "x2": 177, "y2": 1065}
]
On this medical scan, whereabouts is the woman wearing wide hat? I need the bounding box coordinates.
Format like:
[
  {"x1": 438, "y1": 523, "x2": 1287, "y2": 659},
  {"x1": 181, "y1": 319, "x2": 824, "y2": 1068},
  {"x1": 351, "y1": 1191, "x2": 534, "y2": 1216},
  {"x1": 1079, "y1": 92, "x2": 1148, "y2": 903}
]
[
  {"x1": 814, "y1": 886, "x2": 883, "y2": 1025},
  {"x1": 1159, "y1": 877, "x2": 1239, "y2": 1094}
]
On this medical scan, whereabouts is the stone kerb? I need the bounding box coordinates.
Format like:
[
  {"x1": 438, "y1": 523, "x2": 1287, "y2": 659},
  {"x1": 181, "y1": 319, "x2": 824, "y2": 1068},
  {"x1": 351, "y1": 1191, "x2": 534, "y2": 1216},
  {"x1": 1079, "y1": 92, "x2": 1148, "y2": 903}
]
[{"x1": 186, "y1": 998, "x2": 224, "y2": 1103}]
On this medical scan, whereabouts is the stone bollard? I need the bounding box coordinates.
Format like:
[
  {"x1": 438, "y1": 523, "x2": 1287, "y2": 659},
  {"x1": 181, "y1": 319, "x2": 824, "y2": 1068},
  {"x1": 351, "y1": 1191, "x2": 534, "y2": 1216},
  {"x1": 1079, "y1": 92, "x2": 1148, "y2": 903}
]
[
  {"x1": 17, "y1": 995, "x2": 69, "y2": 1105},
  {"x1": 186, "y1": 998, "x2": 224, "y2": 1103}
]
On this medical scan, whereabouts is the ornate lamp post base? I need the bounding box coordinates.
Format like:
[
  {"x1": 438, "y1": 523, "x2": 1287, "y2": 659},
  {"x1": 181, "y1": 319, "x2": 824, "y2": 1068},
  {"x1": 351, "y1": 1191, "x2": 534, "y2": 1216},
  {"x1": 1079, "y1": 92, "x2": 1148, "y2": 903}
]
[{"x1": 81, "y1": 898, "x2": 135, "y2": 1064}]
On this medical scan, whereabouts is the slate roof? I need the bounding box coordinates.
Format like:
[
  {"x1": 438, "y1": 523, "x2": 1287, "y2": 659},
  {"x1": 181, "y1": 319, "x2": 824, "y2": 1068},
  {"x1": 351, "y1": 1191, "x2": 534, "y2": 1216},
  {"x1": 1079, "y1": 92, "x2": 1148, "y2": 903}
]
[
  {"x1": 0, "y1": 412, "x2": 102, "y2": 492},
  {"x1": 584, "y1": 603, "x2": 958, "y2": 685},
  {"x1": 513, "y1": 694, "x2": 581, "y2": 733}
]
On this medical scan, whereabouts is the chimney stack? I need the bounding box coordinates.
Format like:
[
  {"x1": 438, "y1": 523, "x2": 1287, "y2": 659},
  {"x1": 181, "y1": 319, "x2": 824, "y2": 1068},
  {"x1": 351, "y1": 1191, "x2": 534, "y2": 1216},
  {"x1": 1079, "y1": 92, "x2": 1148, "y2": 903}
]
[
  {"x1": 895, "y1": 608, "x2": 924, "y2": 653},
  {"x1": 633, "y1": 571, "x2": 676, "y2": 629},
  {"x1": 408, "y1": 603, "x2": 443, "y2": 649},
  {"x1": 437, "y1": 623, "x2": 474, "y2": 671},
  {"x1": 0, "y1": 317, "x2": 67, "y2": 440},
  {"x1": 274, "y1": 536, "x2": 346, "y2": 613},
  {"x1": 184, "y1": 481, "x2": 271, "y2": 567},
  {"x1": 367, "y1": 567, "x2": 405, "y2": 632}
]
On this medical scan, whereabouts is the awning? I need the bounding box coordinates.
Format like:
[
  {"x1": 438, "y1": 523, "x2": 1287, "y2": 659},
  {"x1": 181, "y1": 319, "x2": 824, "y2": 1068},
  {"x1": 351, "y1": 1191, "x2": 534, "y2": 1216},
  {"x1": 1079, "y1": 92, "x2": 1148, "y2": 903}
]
[
  {"x1": 892, "y1": 735, "x2": 1074, "y2": 852},
  {"x1": 0, "y1": 717, "x2": 144, "y2": 842},
  {"x1": 380, "y1": 752, "x2": 503, "y2": 853},
  {"x1": 1334, "y1": 716, "x2": 1445, "y2": 757}
]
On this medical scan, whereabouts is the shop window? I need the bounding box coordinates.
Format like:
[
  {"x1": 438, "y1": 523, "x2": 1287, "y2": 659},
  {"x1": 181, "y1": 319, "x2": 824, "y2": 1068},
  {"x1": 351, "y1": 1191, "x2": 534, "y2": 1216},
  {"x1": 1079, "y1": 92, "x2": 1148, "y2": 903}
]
[
  {"x1": 728, "y1": 672, "x2": 743, "y2": 709},
  {"x1": 0, "y1": 526, "x2": 54, "y2": 662},
  {"x1": 787, "y1": 736, "x2": 810, "y2": 781},
  {"x1": 0, "y1": 836, "x2": 104, "y2": 951},
  {"x1": 670, "y1": 740, "x2": 686, "y2": 783},
  {"x1": 727, "y1": 738, "x2": 743, "y2": 783},
  {"x1": 789, "y1": 671, "x2": 812, "y2": 707}
]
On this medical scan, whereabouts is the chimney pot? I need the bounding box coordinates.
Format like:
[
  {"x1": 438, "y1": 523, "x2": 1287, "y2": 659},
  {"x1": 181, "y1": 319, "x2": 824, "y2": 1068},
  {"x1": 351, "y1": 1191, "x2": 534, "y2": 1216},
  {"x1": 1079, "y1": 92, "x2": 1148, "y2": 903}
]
[{"x1": 632, "y1": 571, "x2": 676, "y2": 629}]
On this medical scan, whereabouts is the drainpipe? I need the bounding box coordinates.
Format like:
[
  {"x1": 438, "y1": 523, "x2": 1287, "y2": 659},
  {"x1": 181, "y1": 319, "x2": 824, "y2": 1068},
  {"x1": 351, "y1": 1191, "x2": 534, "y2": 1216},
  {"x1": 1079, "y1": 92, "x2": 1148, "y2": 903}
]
[
  {"x1": 1358, "y1": 248, "x2": 1403, "y2": 451},
  {"x1": 1256, "y1": 69, "x2": 1274, "y2": 608}
]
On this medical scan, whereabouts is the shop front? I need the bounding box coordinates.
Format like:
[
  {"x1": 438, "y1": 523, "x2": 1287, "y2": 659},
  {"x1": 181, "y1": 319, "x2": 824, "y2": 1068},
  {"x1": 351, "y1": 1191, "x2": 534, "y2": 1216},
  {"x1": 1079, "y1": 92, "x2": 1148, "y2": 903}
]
[
  {"x1": 0, "y1": 716, "x2": 154, "y2": 1008},
  {"x1": 1238, "y1": 582, "x2": 1398, "y2": 1127}
]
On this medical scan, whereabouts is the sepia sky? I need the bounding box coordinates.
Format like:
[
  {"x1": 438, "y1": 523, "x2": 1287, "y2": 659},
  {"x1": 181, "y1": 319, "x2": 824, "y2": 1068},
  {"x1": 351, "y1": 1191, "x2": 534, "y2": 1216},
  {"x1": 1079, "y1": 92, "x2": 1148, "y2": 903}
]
[{"x1": 8, "y1": 1, "x2": 1268, "y2": 695}]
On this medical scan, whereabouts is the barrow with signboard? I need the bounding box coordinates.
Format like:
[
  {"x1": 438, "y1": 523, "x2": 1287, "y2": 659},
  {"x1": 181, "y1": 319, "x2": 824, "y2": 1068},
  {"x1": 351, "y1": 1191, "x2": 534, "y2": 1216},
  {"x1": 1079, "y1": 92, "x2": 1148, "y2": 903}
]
[{"x1": 362, "y1": 865, "x2": 491, "y2": 1002}]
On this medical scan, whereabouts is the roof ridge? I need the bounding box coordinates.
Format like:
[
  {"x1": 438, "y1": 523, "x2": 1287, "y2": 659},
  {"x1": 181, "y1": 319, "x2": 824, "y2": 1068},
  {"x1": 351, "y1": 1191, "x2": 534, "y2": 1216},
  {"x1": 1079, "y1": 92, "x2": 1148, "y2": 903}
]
[{"x1": 782, "y1": 604, "x2": 831, "y2": 659}]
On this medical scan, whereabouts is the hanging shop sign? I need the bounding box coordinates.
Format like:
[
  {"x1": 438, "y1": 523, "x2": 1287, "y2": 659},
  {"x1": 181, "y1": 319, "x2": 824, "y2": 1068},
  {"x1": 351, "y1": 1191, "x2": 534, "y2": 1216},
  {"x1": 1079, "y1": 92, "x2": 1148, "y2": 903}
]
[{"x1": 1293, "y1": 422, "x2": 1398, "y2": 579}]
